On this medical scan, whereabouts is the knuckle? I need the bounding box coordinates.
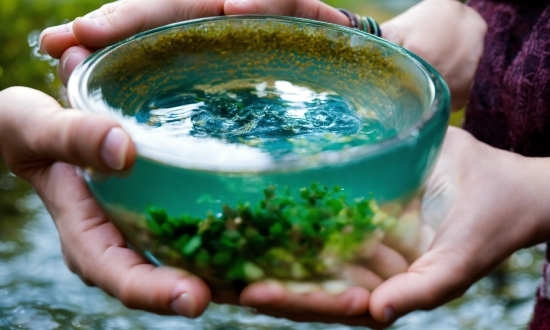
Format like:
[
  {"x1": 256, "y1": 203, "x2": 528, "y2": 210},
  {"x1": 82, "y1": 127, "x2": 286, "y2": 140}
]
[
  {"x1": 49, "y1": 111, "x2": 81, "y2": 155},
  {"x1": 63, "y1": 261, "x2": 77, "y2": 274},
  {"x1": 116, "y1": 1, "x2": 141, "y2": 19},
  {"x1": 74, "y1": 263, "x2": 96, "y2": 287},
  {"x1": 103, "y1": 14, "x2": 120, "y2": 30},
  {"x1": 293, "y1": 0, "x2": 317, "y2": 19},
  {"x1": 102, "y1": 1, "x2": 140, "y2": 30},
  {"x1": 421, "y1": 289, "x2": 441, "y2": 309},
  {"x1": 464, "y1": 6, "x2": 488, "y2": 35},
  {"x1": 98, "y1": 2, "x2": 121, "y2": 16},
  {"x1": 97, "y1": 1, "x2": 123, "y2": 16},
  {"x1": 116, "y1": 280, "x2": 139, "y2": 309}
]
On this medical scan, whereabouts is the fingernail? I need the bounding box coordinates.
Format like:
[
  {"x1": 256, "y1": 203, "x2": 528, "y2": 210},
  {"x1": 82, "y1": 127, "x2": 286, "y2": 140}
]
[
  {"x1": 100, "y1": 127, "x2": 129, "y2": 170},
  {"x1": 229, "y1": 0, "x2": 248, "y2": 5},
  {"x1": 39, "y1": 24, "x2": 69, "y2": 53},
  {"x1": 61, "y1": 52, "x2": 87, "y2": 80},
  {"x1": 384, "y1": 306, "x2": 395, "y2": 322},
  {"x1": 78, "y1": 16, "x2": 104, "y2": 26},
  {"x1": 170, "y1": 293, "x2": 196, "y2": 317}
]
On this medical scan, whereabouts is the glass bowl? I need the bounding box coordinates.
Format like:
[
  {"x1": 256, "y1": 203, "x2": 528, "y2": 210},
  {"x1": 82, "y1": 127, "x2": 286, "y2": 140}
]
[{"x1": 68, "y1": 16, "x2": 450, "y2": 293}]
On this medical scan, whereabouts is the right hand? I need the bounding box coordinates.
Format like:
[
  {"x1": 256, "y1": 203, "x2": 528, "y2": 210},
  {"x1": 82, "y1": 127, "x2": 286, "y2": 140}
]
[{"x1": 0, "y1": 86, "x2": 212, "y2": 317}]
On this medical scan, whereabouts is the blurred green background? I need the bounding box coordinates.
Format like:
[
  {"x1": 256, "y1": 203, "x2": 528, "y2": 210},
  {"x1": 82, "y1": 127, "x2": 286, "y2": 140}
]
[{"x1": 0, "y1": 0, "x2": 105, "y2": 94}]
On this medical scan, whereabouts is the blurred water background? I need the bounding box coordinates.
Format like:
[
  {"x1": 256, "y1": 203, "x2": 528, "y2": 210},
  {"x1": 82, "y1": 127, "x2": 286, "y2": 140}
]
[{"x1": 0, "y1": 0, "x2": 543, "y2": 328}]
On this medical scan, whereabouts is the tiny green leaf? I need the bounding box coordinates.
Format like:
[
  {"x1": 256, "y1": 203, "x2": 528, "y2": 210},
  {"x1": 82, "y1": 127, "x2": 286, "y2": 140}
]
[{"x1": 182, "y1": 235, "x2": 202, "y2": 256}]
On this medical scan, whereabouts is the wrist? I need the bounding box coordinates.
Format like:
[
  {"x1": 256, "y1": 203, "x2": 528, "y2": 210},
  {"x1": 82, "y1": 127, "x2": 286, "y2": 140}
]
[{"x1": 521, "y1": 156, "x2": 550, "y2": 245}]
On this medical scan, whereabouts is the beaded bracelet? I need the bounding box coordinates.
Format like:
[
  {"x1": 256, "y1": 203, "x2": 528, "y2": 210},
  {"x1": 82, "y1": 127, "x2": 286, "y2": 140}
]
[{"x1": 338, "y1": 8, "x2": 381, "y2": 37}]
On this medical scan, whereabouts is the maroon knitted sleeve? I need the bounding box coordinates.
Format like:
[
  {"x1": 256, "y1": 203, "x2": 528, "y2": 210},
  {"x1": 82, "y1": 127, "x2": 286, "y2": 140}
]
[{"x1": 465, "y1": 0, "x2": 550, "y2": 157}]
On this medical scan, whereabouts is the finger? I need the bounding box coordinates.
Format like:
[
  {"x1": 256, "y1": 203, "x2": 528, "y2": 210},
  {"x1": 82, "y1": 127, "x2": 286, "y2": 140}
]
[
  {"x1": 58, "y1": 46, "x2": 93, "y2": 85},
  {"x1": 39, "y1": 0, "x2": 227, "y2": 56},
  {"x1": 369, "y1": 198, "x2": 480, "y2": 322},
  {"x1": 223, "y1": 0, "x2": 350, "y2": 26},
  {"x1": 240, "y1": 281, "x2": 369, "y2": 316},
  {"x1": 382, "y1": 218, "x2": 435, "y2": 264},
  {"x1": 370, "y1": 210, "x2": 513, "y2": 322},
  {"x1": 357, "y1": 244, "x2": 409, "y2": 280},
  {"x1": 39, "y1": 22, "x2": 79, "y2": 59},
  {"x1": 0, "y1": 87, "x2": 135, "y2": 181},
  {"x1": 71, "y1": 0, "x2": 227, "y2": 49},
  {"x1": 36, "y1": 161, "x2": 212, "y2": 316},
  {"x1": 254, "y1": 306, "x2": 392, "y2": 328},
  {"x1": 341, "y1": 264, "x2": 383, "y2": 291}
]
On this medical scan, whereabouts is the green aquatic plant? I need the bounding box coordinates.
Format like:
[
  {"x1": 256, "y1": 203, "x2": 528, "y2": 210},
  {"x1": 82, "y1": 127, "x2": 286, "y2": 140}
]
[{"x1": 145, "y1": 183, "x2": 396, "y2": 285}]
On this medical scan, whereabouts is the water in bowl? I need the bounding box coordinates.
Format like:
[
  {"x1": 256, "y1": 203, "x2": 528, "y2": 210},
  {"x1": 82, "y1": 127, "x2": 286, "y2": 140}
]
[{"x1": 134, "y1": 78, "x2": 393, "y2": 160}]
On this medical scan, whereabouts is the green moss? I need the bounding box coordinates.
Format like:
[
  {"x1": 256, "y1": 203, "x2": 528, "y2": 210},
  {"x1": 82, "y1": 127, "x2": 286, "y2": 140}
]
[{"x1": 145, "y1": 183, "x2": 394, "y2": 285}]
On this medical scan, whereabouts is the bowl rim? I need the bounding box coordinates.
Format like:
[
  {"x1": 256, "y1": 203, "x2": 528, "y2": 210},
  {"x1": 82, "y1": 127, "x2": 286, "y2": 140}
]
[{"x1": 68, "y1": 15, "x2": 450, "y2": 174}]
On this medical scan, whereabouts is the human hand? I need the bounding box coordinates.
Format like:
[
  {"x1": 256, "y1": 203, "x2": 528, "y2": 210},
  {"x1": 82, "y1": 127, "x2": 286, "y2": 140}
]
[
  {"x1": 0, "y1": 87, "x2": 212, "y2": 317},
  {"x1": 38, "y1": 0, "x2": 357, "y2": 85},
  {"x1": 381, "y1": 0, "x2": 487, "y2": 110},
  {"x1": 367, "y1": 127, "x2": 550, "y2": 323}
]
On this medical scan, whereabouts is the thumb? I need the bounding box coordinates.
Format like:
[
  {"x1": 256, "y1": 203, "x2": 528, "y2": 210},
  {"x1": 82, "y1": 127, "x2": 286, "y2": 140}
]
[
  {"x1": 224, "y1": 0, "x2": 350, "y2": 26},
  {"x1": 0, "y1": 87, "x2": 135, "y2": 183}
]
